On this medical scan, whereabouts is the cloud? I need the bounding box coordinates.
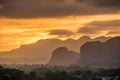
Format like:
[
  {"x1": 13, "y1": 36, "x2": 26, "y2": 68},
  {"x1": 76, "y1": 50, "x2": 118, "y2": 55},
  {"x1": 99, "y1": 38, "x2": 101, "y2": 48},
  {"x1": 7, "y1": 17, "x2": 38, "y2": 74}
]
[
  {"x1": 49, "y1": 29, "x2": 74, "y2": 36},
  {"x1": 0, "y1": 0, "x2": 6, "y2": 4},
  {"x1": 91, "y1": 0, "x2": 120, "y2": 7},
  {"x1": 78, "y1": 20, "x2": 120, "y2": 35},
  {"x1": 107, "y1": 31, "x2": 120, "y2": 35},
  {"x1": 0, "y1": 0, "x2": 120, "y2": 18},
  {"x1": 76, "y1": 0, "x2": 120, "y2": 7},
  {"x1": 0, "y1": 0, "x2": 77, "y2": 18}
]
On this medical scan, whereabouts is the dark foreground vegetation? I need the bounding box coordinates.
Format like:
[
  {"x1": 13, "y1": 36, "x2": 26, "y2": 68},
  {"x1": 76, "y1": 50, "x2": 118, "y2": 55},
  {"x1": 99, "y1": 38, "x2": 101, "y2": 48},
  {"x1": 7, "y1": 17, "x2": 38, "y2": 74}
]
[{"x1": 0, "y1": 65, "x2": 120, "y2": 80}]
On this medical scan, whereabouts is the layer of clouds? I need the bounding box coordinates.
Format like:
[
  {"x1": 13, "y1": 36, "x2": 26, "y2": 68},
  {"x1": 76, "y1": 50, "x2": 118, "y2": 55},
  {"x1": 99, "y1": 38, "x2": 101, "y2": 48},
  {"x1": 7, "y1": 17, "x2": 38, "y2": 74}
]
[
  {"x1": 78, "y1": 20, "x2": 120, "y2": 35},
  {"x1": 0, "y1": 0, "x2": 120, "y2": 18},
  {"x1": 49, "y1": 29, "x2": 74, "y2": 37}
]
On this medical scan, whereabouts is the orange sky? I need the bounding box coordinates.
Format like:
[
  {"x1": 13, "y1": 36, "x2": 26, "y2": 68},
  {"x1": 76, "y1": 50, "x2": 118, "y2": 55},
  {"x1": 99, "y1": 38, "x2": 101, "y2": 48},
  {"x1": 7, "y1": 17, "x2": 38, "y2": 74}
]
[
  {"x1": 0, "y1": 0, "x2": 120, "y2": 51},
  {"x1": 0, "y1": 14, "x2": 120, "y2": 51}
]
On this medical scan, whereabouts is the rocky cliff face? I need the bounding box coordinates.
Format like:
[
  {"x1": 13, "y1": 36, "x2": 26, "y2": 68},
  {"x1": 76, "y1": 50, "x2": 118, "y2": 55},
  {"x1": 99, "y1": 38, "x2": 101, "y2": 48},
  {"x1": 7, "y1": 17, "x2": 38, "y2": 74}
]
[
  {"x1": 77, "y1": 37, "x2": 120, "y2": 67},
  {"x1": 48, "y1": 47, "x2": 79, "y2": 66}
]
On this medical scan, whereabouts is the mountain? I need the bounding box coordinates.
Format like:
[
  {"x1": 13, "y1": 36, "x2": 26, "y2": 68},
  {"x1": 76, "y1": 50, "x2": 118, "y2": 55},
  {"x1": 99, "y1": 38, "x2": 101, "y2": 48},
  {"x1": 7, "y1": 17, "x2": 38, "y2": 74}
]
[
  {"x1": 77, "y1": 36, "x2": 120, "y2": 67},
  {"x1": 47, "y1": 47, "x2": 79, "y2": 66},
  {"x1": 93, "y1": 36, "x2": 111, "y2": 42},
  {"x1": 0, "y1": 36, "x2": 111, "y2": 64}
]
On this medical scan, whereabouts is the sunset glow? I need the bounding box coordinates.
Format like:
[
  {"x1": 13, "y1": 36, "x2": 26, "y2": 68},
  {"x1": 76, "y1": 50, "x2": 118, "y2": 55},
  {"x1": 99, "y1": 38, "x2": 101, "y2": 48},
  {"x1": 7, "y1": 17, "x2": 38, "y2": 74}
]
[
  {"x1": 0, "y1": 0, "x2": 120, "y2": 51},
  {"x1": 0, "y1": 14, "x2": 120, "y2": 51}
]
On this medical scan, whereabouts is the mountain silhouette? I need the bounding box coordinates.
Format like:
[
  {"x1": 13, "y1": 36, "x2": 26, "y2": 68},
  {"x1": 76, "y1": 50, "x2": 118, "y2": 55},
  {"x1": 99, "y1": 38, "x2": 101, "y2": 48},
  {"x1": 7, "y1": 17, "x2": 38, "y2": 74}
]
[
  {"x1": 0, "y1": 36, "x2": 111, "y2": 64},
  {"x1": 47, "y1": 47, "x2": 79, "y2": 66},
  {"x1": 77, "y1": 36, "x2": 120, "y2": 67}
]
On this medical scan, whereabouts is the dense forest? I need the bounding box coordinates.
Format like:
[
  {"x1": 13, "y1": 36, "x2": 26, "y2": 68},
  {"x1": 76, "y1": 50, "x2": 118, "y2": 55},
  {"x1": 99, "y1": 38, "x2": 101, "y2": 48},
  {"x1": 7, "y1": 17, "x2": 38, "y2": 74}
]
[{"x1": 0, "y1": 65, "x2": 120, "y2": 80}]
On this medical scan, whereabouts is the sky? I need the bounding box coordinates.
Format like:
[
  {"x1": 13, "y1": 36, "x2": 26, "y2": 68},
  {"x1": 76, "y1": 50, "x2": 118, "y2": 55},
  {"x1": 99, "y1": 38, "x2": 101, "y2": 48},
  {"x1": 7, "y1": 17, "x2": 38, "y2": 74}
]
[{"x1": 0, "y1": 0, "x2": 120, "y2": 51}]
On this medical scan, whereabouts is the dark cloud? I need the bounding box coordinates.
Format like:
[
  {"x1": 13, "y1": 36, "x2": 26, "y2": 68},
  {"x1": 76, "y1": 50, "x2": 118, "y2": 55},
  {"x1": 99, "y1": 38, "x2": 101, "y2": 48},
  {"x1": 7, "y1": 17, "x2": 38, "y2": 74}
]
[
  {"x1": 86, "y1": 20, "x2": 120, "y2": 27},
  {"x1": 78, "y1": 20, "x2": 120, "y2": 34},
  {"x1": 89, "y1": 0, "x2": 120, "y2": 7},
  {"x1": 0, "y1": 0, "x2": 6, "y2": 4},
  {"x1": 76, "y1": 0, "x2": 120, "y2": 7},
  {"x1": 49, "y1": 29, "x2": 74, "y2": 36},
  {"x1": 0, "y1": 0, "x2": 77, "y2": 18},
  {"x1": 0, "y1": 0, "x2": 9, "y2": 6},
  {"x1": 0, "y1": 0, "x2": 120, "y2": 18},
  {"x1": 78, "y1": 26, "x2": 98, "y2": 34},
  {"x1": 107, "y1": 31, "x2": 120, "y2": 35}
]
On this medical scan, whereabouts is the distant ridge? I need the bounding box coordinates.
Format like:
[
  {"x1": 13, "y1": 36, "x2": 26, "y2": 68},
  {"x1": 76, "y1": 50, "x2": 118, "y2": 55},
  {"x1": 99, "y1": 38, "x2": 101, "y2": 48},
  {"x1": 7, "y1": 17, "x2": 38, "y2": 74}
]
[
  {"x1": 0, "y1": 36, "x2": 111, "y2": 64},
  {"x1": 76, "y1": 36, "x2": 120, "y2": 67}
]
